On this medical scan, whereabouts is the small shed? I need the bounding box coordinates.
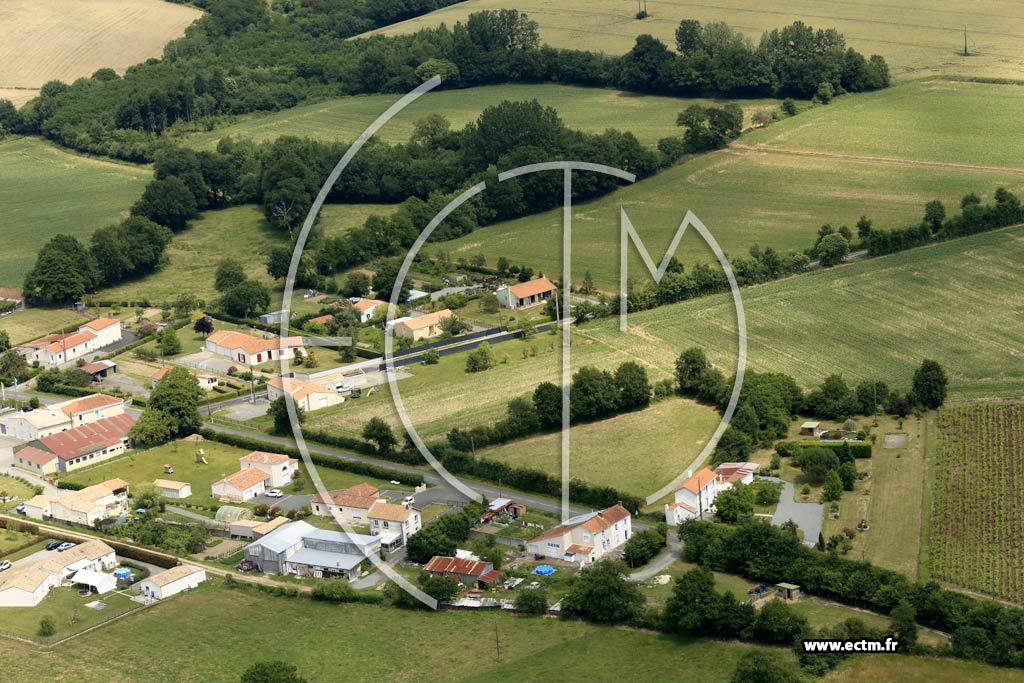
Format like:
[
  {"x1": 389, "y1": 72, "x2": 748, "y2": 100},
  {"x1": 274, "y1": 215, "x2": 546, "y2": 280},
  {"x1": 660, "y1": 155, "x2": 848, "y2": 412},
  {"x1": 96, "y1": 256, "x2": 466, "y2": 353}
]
[
  {"x1": 776, "y1": 582, "x2": 801, "y2": 600},
  {"x1": 79, "y1": 359, "x2": 117, "y2": 380},
  {"x1": 153, "y1": 479, "x2": 191, "y2": 499},
  {"x1": 258, "y1": 310, "x2": 286, "y2": 325},
  {"x1": 799, "y1": 421, "x2": 821, "y2": 437}
]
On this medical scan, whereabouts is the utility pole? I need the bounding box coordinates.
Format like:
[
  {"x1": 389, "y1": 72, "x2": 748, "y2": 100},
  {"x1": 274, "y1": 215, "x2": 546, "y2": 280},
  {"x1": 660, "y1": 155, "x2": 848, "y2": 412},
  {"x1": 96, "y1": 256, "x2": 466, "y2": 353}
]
[
  {"x1": 494, "y1": 622, "x2": 501, "y2": 663},
  {"x1": 964, "y1": 25, "x2": 969, "y2": 57}
]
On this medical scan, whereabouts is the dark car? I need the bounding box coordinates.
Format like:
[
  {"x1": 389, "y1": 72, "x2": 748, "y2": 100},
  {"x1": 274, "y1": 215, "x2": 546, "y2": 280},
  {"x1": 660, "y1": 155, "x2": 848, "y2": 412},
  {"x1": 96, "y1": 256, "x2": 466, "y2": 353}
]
[{"x1": 45, "y1": 540, "x2": 62, "y2": 551}]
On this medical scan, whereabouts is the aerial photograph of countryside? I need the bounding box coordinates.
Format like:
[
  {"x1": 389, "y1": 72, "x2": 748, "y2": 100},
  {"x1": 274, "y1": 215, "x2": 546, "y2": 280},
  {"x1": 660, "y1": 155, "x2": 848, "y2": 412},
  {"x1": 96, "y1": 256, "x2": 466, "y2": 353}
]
[{"x1": 2, "y1": 1, "x2": 1024, "y2": 681}]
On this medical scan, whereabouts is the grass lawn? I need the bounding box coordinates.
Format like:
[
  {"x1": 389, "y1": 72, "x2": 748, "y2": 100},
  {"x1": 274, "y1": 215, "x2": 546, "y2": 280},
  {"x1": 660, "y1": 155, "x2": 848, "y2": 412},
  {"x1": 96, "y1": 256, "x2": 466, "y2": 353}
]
[
  {"x1": 0, "y1": 587, "x2": 141, "y2": 645},
  {"x1": 184, "y1": 84, "x2": 777, "y2": 149},
  {"x1": 362, "y1": 0, "x2": 1024, "y2": 81},
  {"x1": 0, "y1": 137, "x2": 150, "y2": 289},
  {"x1": 96, "y1": 203, "x2": 393, "y2": 306},
  {"x1": 583, "y1": 225, "x2": 1024, "y2": 399},
  {"x1": 0, "y1": 307, "x2": 88, "y2": 346},
  {"x1": 0, "y1": 474, "x2": 37, "y2": 511},
  {"x1": 476, "y1": 397, "x2": 721, "y2": 497},
  {"x1": 0, "y1": 530, "x2": 42, "y2": 556},
  {"x1": 61, "y1": 438, "x2": 413, "y2": 509}
]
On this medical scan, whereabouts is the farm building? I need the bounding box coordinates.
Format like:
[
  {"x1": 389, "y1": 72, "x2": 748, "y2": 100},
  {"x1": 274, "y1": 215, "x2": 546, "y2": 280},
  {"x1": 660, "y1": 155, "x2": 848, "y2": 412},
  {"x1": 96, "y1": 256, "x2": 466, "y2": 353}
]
[
  {"x1": 665, "y1": 468, "x2": 719, "y2": 525},
  {"x1": 137, "y1": 565, "x2": 206, "y2": 600},
  {"x1": 257, "y1": 311, "x2": 286, "y2": 325},
  {"x1": 479, "y1": 498, "x2": 526, "y2": 524},
  {"x1": 392, "y1": 309, "x2": 453, "y2": 341},
  {"x1": 776, "y1": 583, "x2": 801, "y2": 600},
  {"x1": 12, "y1": 412, "x2": 135, "y2": 475},
  {"x1": 310, "y1": 483, "x2": 384, "y2": 524},
  {"x1": 153, "y1": 479, "x2": 192, "y2": 499},
  {"x1": 526, "y1": 503, "x2": 632, "y2": 564},
  {"x1": 495, "y1": 277, "x2": 557, "y2": 310},
  {"x1": 79, "y1": 359, "x2": 117, "y2": 380},
  {"x1": 23, "y1": 479, "x2": 130, "y2": 525},
  {"x1": 243, "y1": 520, "x2": 379, "y2": 579},
  {"x1": 239, "y1": 450, "x2": 298, "y2": 488},
  {"x1": 423, "y1": 556, "x2": 501, "y2": 588},
  {"x1": 204, "y1": 329, "x2": 304, "y2": 365},
  {"x1": 267, "y1": 376, "x2": 342, "y2": 413},
  {"x1": 20, "y1": 318, "x2": 122, "y2": 366},
  {"x1": 800, "y1": 421, "x2": 822, "y2": 437},
  {"x1": 0, "y1": 393, "x2": 125, "y2": 442},
  {"x1": 0, "y1": 288, "x2": 25, "y2": 311}
]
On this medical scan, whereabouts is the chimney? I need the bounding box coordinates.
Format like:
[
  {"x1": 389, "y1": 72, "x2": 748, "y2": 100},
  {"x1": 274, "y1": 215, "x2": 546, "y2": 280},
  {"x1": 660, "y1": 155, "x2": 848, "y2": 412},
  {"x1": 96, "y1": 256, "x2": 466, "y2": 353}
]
[{"x1": 686, "y1": 469, "x2": 693, "y2": 479}]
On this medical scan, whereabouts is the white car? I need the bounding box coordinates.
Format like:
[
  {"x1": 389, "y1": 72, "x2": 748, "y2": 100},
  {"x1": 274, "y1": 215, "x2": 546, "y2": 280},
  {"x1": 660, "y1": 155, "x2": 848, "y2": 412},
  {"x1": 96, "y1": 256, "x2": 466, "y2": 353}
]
[
  {"x1": 0, "y1": 560, "x2": 11, "y2": 571},
  {"x1": 401, "y1": 496, "x2": 415, "y2": 506},
  {"x1": 265, "y1": 489, "x2": 284, "y2": 498}
]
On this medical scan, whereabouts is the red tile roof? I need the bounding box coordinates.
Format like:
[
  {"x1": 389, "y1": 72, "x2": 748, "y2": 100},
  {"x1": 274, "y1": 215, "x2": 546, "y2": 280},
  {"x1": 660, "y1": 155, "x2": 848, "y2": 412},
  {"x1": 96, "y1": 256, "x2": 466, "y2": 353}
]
[
  {"x1": 45, "y1": 329, "x2": 96, "y2": 353},
  {"x1": 81, "y1": 317, "x2": 119, "y2": 331},
  {"x1": 14, "y1": 445, "x2": 57, "y2": 466},
  {"x1": 0, "y1": 288, "x2": 24, "y2": 302},
  {"x1": 676, "y1": 468, "x2": 717, "y2": 494},
  {"x1": 508, "y1": 277, "x2": 556, "y2": 299},
  {"x1": 29, "y1": 413, "x2": 136, "y2": 462},
  {"x1": 529, "y1": 503, "x2": 632, "y2": 544},
  {"x1": 58, "y1": 394, "x2": 122, "y2": 416}
]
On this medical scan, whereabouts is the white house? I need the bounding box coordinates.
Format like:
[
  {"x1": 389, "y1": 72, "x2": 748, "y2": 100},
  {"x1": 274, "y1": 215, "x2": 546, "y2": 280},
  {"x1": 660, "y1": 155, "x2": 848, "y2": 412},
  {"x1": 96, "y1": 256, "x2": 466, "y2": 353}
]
[
  {"x1": 310, "y1": 483, "x2": 384, "y2": 524},
  {"x1": 0, "y1": 540, "x2": 117, "y2": 607},
  {"x1": 239, "y1": 451, "x2": 298, "y2": 488},
  {"x1": 137, "y1": 564, "x2": 206, "y2": 600},
  {"x1": 0, "y1": 393, "x2": 125, "y2": 442},
  {"x1": 367, "y1": 501, "x2": 421, "y2": 550},
  {"x1": 665, "y1": 468, "x2": 719, "y2": 525},
  {"x1": 266, "y1": 377, "x2": 343, "y2": 413},
  {"x1": 526, "y1": 503, "x2": 632, "y2": 564},
  {"x1": 24, "y1": 479, "x2": 130, "y2": 525},
  {"x1": 495, "y1": 277, "x2": 557, "y2": 310},
  {"x1": 0, "y1": 567, "x2": 58, "y2": 607},
  {"x1": 20, "y1": 318, "x2": 122, "y2": 366},
  {"x1": 350, "y1": 298, "x2": 389, "y2": 323},
  {"x1": 153, "y1": 479, "x2": 192, "y2": 499},
  {"x1": 204, "y1": 330, "x2": 305, "y2": 366},
  {"x1": 212, "y1": 468, "x2": 269, "y2": 503},
  {"x1": 12, "y1": 413, "x2": 136, "y2": 475}
]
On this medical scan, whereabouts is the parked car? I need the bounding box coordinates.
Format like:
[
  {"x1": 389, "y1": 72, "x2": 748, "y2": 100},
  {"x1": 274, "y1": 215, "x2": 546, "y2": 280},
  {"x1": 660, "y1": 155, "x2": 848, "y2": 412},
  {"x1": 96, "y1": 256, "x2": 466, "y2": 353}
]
[
  {"x1": 0, "y1": 560, "x2": 11, "y2": 571},
  {"x1": 56, "y1": 542, "x2": 76, "y2": 552},
  {"x1": 45, "y1": 540, "x2": 62, "y2": 551},
  {"x1": 265, "y1": 489, "x2": 284, "y2": 498},
  {"x1": 402, "y1": 496, "x2": 415, "y2": 506},
  {"x1": 14, "y1": 502, "x2": 26, "y2": 514}
]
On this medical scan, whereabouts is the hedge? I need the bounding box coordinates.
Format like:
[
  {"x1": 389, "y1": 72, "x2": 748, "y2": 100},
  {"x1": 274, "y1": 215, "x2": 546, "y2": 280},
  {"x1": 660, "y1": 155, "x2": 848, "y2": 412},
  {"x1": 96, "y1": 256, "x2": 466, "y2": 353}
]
[
  {"x1": 198, "y1": 429, "x2": 423, "y2": 487},
  {"x1": 56, "y1": 480, "x2": 86, "y2": 490},
  {"x1": 775, "y1": 440, "x2": 872, "y2": 459}
]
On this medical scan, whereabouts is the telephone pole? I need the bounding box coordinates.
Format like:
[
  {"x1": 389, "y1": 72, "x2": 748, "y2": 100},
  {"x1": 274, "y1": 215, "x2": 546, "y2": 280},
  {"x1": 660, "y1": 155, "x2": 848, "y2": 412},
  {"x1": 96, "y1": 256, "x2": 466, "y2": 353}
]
[
  {"x1": 494, "y1": 622, "x2": 501, "y2": 663},
  {"x1": 964, "y1": 26, "x2": 969, "y2": 57}
]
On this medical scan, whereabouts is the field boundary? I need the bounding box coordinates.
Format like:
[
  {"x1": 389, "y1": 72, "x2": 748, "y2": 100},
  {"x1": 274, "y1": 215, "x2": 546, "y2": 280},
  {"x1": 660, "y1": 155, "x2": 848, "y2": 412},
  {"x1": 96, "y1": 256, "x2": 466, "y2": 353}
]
[{"x1": 730, "y1": 144, "x2": 1024, "y2": 176}]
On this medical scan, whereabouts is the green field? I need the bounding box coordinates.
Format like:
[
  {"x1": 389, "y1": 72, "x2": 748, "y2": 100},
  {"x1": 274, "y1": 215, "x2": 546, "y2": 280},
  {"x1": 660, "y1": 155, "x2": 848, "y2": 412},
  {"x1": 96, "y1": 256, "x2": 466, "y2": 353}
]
[
  {"x1": 60, "y1": 439, "x2": 408, "y2": 509},
  {"x1": 96, "y1": 203, "x2": 392, "y2": 305},
  {"x1": 362, "y1": 0, "x2": 1024, "y2": 80},
  {"x1": 0, "y1": 307, "x2": 88, "y2": 345},
  {"x1": 0, "y1": 582, "x2": 1003, "y2": 682},
  {"x1": 185, "y1": 84, "x2": 777, "y2": 149},
  {"x1": 476, "y1": 397, "x2": 720, "y2": 497},
  {"x1": 437, "y1": 80, "x2": 1024, "y2": 290},
  {"x1": 0, "y1": 137, "x2": 150, "y2": 289},
  {"x1": 0, "y1": 587, "x2": 140, "y2": 645},
  {"x1": 0, "y1": 583, "x2": 780, "y2": 683},
  {"x1": 581, "y1": 224, "x2": 1024, "y2": 399}
]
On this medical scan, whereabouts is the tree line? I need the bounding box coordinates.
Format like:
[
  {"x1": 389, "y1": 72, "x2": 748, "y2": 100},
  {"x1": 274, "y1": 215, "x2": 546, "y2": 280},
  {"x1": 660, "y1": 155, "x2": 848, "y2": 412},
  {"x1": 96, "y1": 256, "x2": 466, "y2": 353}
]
[
  {"x1": 675, "y1": 347, "x2": 947, "y2": 465},
  {"x1": 2, "y1": 5, "x2": 887, "y2": 162}
]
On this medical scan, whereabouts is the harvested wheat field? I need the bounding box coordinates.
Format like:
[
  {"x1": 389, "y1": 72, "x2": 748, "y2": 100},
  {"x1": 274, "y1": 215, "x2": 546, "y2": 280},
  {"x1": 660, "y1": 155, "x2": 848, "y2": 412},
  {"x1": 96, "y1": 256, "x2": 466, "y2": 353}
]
[{"x1": 0, "y1": 0, "x2": 201, "y2": 95}]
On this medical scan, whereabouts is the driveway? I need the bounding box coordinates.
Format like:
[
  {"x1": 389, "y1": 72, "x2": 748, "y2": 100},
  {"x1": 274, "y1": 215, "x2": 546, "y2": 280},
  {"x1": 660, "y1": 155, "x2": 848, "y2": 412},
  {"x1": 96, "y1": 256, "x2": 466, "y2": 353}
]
[
  {"x1": 629, "y1": 529, "x2": 682, "y2": 582},
  {"x1": 769, "y1": 478, "x2": 823, "y2": 547}
]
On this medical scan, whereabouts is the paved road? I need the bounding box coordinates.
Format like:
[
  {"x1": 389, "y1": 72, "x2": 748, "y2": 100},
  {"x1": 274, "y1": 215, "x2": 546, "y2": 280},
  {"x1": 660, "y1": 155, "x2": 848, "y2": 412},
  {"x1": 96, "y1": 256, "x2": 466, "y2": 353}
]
[
  {"x1": 629, "y1": 529, "x2": 682, "y2": 582},
  {"x1": 769, "y1": 478, "x2": 823, "y2": 547}
]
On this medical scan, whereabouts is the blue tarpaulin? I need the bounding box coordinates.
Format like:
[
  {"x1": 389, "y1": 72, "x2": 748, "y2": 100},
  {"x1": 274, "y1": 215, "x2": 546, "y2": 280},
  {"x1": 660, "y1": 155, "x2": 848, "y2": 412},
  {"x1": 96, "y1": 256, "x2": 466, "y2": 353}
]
[{"x1": 532, "y1": 565, "x2": 556, "y2": 576}]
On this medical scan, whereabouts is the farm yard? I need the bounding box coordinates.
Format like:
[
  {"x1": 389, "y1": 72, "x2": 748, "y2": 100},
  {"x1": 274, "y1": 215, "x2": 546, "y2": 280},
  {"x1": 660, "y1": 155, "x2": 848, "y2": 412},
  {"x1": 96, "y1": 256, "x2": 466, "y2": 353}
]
[
  {"x1": 929, "y1": 402, "x2": 1024, "y2": 603},
  {"x1": 183, "y1": 84, "x2": 778, "y2": 149},
  {"x1": 0, "y1": 0, "x2": 200, "y2": 101},
  {"x1": 362, "y1": 0, "x2": 1024, "y2": 80},
  {"x1": 0, "y1": 137, "x2": 150, "y2": 289},
  {"x1": 583, "y1": 224, "x2": 1024, "y2": 399}
]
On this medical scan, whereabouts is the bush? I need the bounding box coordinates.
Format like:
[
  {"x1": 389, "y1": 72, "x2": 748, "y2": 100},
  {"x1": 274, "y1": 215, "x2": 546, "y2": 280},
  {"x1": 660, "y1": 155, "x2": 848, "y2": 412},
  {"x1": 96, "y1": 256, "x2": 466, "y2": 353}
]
[
  {"x1": 311, "y1": 579, "x2": 356, "y2": 603},
  {"x1": 38, "y1": 616, "x2": 57, "y2": 637},
  {"x1": 515, "y1": 587, "x2": 549, "y2": 615}
]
